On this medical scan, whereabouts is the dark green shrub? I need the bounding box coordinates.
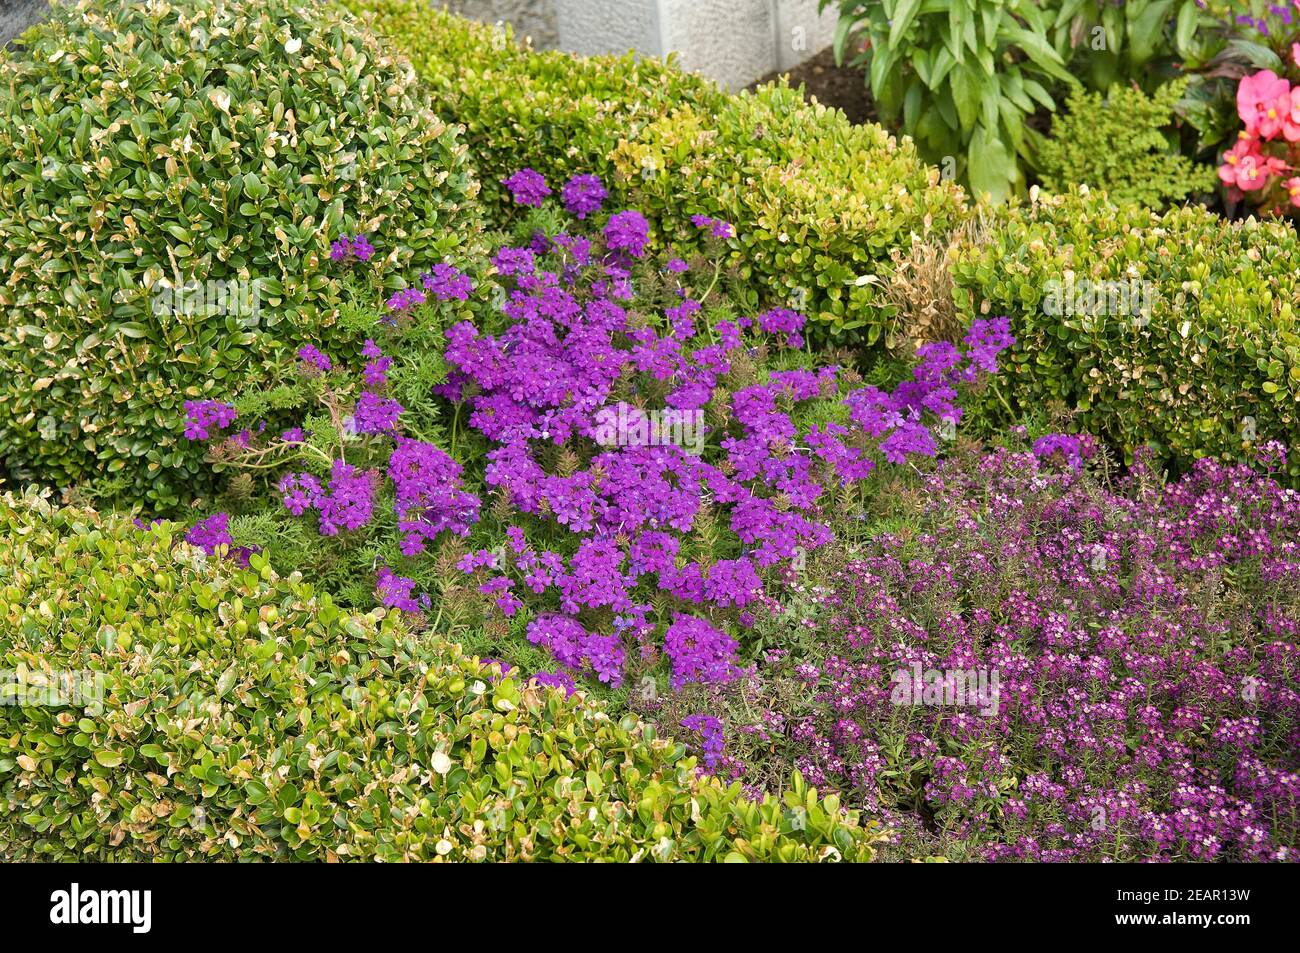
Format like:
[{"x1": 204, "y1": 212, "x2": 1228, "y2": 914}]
[
  {"x1": 951, "y1": 187, "x2": 1300, "y2": 479},
  {"x1": 1037, "y1": 79, "x2": 1217, "y2": 209},
  {"x1": 0, "y1": 0, "x2": 482, "y2": 509},
  {"x1": 0, "y1": 493, "x2": 883, "y2": 861},
  {"x1": 612, "y1": 83, "x2": 967, "y2": 343},
  {"x1": 338, "y1": 0, "x2": 723, "y2": 214}
]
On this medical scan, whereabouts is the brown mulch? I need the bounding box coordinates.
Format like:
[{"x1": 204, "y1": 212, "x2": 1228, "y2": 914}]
[{"x1": 748, "y1": 45, "x2": 877, "y2": 126}]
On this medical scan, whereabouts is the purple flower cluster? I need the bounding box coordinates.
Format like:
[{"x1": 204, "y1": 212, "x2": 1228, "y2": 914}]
[
  {"x1": 361, "y1": 339, "x2": 392, "y2": 389},
  {"x1": 352, "y1": 390, "x2": 403, "y2": 435},
  {"x1": 442, "y1": 185, "x2": 1010, "y2": 691},
  {"x1": 329, "y1": 233, "x2": 374, "y2": 263},
  {"x1": 386, "y1": 287, "x2": 426, "y2": 314},
  {"x1": 421, "y1": 263, "x2": 474, "y2": 302},
  {"x1": 276, "y1": 462, "x2": 375, "y2": 535},
  {"x1": 663, "y1": 615, "x2": 741, "y2": 689},
  {"x1": 690, "y1": 214, "x2": 734, "y2": 239},
  {"x1": 561, "y1": 174, "x2": 608, "y2": 219},
  {"x1": 502, "y1": 167, "x2": 551, "y2": 207},
  {"x1": 388, "y1": 437, "x2": 480, "y2": 555},
  {"x1": 315, "y1": 461, "x2": 376, "y2": 535},
  {"x1": 526, "y1": 613, "x2": 626, "y2": 685},
  {"x1": 184, "y1": 511, "x2": 232, "y2": 554},
  {"x1": 681, "y1": 713, "x2": 726, "y2": 771},
  {"x1": 603, "y1": 210, "x2": 650, "y2": 258},
  {"x1": 297, "y1": 345, "x2": 332, "y2": 374},
  {"x1": 845, "y1": 319, "x2": 1012, "y2": 464},
  {"x1": 183, "y1": 400, "x2": 237, "y2": 441},
  {"x1": 376, "y1": 565, "x2": 430, "y2": 613},
  {"x1": 1032, "y1": 432, "x2": 1094, "y2": 471},
  {"x1": 532, "y1": 669, "x2": 578, "y2": 697}
]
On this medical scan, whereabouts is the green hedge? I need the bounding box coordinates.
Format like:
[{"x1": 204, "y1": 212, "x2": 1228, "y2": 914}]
[
  {"x1": 0, "y1": 493, "x2": 882, "y2": 862},
  {"x1": 951, "y1": 187, "x2": 1300, "y2": 477},
  {"x1": 0, "y1": 0, "x2": 482, "y2": 510},
  {"x1": 340, "y1": 0, "x2": 966, "y2": 342},
  {"x1": 338, "y1": 0, "x2": 722, "y2": 213},
  {"x1": 613, "y1": 83, "x2": 967, "y2": 341}
]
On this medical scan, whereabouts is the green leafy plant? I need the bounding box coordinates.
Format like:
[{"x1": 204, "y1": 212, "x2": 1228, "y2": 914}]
[
  {"x1": 826, "y1": 0, "x2": 1079, "y2": 202},
  {"x1": 0, "y1": 491, "x2": 886, "y2": 862},
  {"x1": 1037, "y1": 79, "x2": 1218, "y2": 208},
  {"x1": 0, "y1": 0, "x2": 482, "y2": 510},
  {"x1": 823, "y1": 0, "x2": 1222, "y2": 201},
  {"x1": 951, "y1": 186, "x2": 1300, "y2": 480},
  {"x1": 1064, "y1": 0, "x2": 1220, "y2": 93}
]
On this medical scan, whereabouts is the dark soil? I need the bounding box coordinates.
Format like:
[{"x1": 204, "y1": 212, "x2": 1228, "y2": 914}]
[{"x1": 749, "y1": 45, "x2": 877, "y2": 126}]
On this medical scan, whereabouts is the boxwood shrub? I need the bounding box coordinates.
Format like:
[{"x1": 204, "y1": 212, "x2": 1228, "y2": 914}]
[
  {"x1": 612, "y1": 83, "x2": 968, "y2": 342},
  {"x1": 0, "y1": 493, "x2": 883, "y2": 862},
  {"x1": 338, "y1": 0, "x2": 723, "y2": 213},
  {"x1": 951, "y1": 187, "x2": 1300, "y2": 479},
  {"x1": 0, "y1": 0, "x2": 482, "y2": 510},
  {"x1": 341, "y1": 1, "x2": 965, "y2": 343}
]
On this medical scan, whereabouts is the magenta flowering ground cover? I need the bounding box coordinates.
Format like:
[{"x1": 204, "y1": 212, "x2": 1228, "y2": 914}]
[{"x1": 667, "y1": 439, "x2": 1300, "y2": 861}]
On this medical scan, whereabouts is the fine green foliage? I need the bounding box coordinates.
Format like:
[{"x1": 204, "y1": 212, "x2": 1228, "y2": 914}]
[
  {"x1": 612, "y1": 83, "x2": 968, "y2": 343},
  {"x1": 950, "y1": 187, "x2": 1300, "y2": 479},
  {"x1": 0, "y1": 492, "x2": 884, "y2": 862},
  {"x1": 0, "y1": 0, "x2": 482, "y2": 510},
  {"x1": 1037, "y1": 80, "x2": 1217, "y2": 209},
  {"x1": 337, "y1": 0, "x2": 723, "y2": 215}
]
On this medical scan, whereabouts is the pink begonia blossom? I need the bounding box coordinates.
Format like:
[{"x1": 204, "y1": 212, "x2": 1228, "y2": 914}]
[
  {"x1": 1237, "y1": 70, "x2": 1292, "y2": 140},
  {"x1": 1288, "y1": 86, "x2": 1300, "y2": 142},
  {"x1": 1218, "y1": 135, "x2": 1287, "y2": 191}
]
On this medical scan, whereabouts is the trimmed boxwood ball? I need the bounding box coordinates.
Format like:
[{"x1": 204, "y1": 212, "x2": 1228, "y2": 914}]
[
  {"x1": 0, "y1": 492, "x2": 884, "y2": 862},
  {"x1": 0, "y1": 0, "x2": 482, "y2": 510}
]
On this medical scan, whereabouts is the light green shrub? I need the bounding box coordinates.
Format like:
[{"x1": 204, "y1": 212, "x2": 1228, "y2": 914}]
[
  {"x1": 339, "y1": 0, "x2": 722, "y2": 213},
  {"x1": 612, "y1": 83, "x2": 968, "y2": 342},
  {"x1": 951, "y1": 187, "x2": 1300, "y2": 478},
  {"x1": 0, "y1": 493, "x2": 883, "y2": 862},
  {"x1": 0, "y1": 0, "x2": 482, "y2": 509},
  {"x1": 1037, "y1": 79, "x2": 1217, "y2": 209}
]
